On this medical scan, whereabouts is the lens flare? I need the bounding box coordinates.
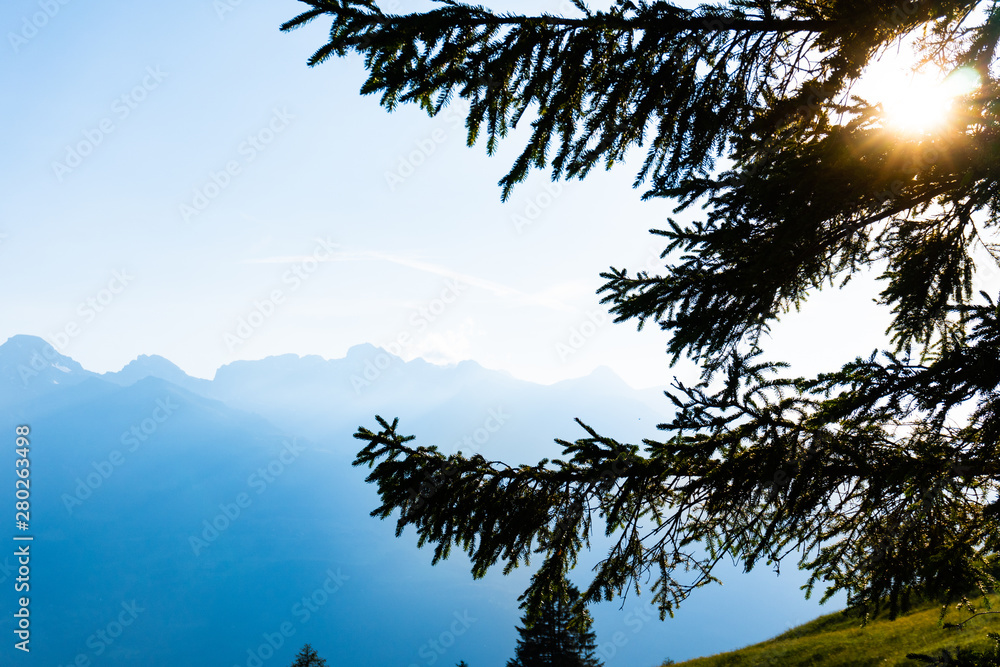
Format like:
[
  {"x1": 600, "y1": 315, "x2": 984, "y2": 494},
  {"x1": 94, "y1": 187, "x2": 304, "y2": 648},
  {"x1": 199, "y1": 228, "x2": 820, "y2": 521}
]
[{"x1": 859, "y1": 52, "x2": 980, "y2": 133}]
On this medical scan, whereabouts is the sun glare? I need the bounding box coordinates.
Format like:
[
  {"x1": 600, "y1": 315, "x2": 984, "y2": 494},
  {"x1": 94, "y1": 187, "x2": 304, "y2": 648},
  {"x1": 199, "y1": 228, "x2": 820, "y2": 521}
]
[{"x1": 857, "y1": 49, "x2": 981, "y2": 134}]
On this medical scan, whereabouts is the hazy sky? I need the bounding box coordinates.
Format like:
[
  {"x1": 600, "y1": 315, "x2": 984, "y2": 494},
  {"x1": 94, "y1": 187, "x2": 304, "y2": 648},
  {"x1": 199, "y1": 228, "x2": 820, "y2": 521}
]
[
  {"x1": 12, "y1": 2, "x2": 1000, "y2": 665},
  {"x1": 2, "y1": 0, "x2": 928, "y2": 391}
]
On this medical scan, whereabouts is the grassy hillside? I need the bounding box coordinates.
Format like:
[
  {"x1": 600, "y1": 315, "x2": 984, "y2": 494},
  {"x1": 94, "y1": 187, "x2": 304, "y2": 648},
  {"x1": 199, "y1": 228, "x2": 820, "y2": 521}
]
[{"x1": 668, "y1": 593, "x2": 1000, "y2": 666}]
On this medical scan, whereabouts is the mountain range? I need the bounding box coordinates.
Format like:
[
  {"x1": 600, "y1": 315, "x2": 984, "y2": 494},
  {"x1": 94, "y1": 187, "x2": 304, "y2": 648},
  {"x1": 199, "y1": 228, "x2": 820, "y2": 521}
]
[{"x1": 0, "y1": 334, "x2": 843, "y2": 667}]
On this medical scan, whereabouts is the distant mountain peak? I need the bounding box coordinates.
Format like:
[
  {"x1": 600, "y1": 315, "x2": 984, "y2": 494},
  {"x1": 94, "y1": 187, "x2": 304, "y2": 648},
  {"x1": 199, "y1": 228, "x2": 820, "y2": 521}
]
[
  {"x1": 0, "y1": 334, "x2": 87, "y2": 372},
  {"x1": 0, "y1": 335, "x2": 94, "y2": 400},
  {"x1": 104, "y1": 353, "x2": 188, "y2": 385},
  {"x1": 590, "y1": 364, "x2": 625, "y2": 381},
  {"x1": 87, "y1": 351, "x2": 213, "y2": 398},
  {"x1": 122, "y1": 353, "x2": 180, "y2": 370},
  {"x1": 548, "y1": 364, "x2": 633, "y2": 393}
]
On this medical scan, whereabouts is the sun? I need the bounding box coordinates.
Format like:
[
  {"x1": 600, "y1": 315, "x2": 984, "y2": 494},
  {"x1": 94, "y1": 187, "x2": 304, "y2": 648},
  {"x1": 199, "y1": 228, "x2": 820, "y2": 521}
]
[{"x1": 856, "y1": 48, "x2": 981, "y2": 134}]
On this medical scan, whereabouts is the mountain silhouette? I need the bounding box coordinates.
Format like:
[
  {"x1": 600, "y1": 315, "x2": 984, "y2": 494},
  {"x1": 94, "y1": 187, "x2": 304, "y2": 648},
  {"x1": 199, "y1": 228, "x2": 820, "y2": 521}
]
[{"x1": 0, "y1": 334, "x2": 825, "y2": 667}]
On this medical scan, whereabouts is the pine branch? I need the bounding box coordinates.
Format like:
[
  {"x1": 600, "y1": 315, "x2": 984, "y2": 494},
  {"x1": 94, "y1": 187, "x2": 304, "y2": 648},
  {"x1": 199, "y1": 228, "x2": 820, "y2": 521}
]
[
  {"x1": 351, "y1": 322, "x2": 1000, "y2": 621},
  {"x1": 281, "y1": 0, "x2": 945, "y2": 199}
]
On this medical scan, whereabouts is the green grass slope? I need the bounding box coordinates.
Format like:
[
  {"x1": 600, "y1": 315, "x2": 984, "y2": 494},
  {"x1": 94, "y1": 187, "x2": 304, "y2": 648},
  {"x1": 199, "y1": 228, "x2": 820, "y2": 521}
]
[{"x1": 668, "y1": 594, "x2": 1000, "y2": 666}]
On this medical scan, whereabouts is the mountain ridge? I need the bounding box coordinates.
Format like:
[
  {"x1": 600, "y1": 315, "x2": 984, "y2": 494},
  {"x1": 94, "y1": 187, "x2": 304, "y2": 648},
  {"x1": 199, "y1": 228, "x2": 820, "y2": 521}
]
[
  {"x1": 0, "y1": 333, "x2": 848, "y2": 667},
  {"x1": 0, "y1": 334, "x2": 642, "y2": 394}
]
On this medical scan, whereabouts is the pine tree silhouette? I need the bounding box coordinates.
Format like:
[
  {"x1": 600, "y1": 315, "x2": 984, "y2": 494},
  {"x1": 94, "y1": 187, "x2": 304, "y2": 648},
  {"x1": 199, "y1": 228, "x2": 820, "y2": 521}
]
[
  {"x1": 290, "y1": 643, "x2": 328, "y2": 667},
  {"x1": 507, "y1": 575, "x2": 602, "y2": 667}
]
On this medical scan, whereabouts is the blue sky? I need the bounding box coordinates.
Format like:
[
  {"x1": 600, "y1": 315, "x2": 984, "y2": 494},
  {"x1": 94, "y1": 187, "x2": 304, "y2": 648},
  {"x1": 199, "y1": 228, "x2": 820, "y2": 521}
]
[
  {"x1": 10, "y1": 0, "x2": 995, "y2": 664},
  {"x1": 1, "y1": 0, "x2": 910, "y2": 391}
]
